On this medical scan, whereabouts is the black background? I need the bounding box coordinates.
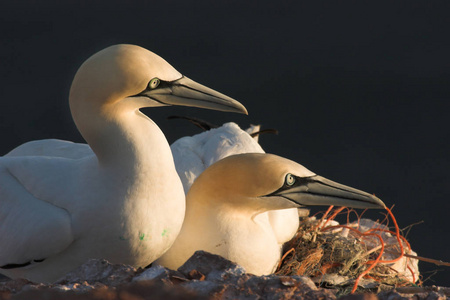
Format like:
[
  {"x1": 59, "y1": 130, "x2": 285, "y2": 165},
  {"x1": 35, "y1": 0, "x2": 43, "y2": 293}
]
[{"x1": 1, "y1": 1, "x2": 449, "y2": 285}]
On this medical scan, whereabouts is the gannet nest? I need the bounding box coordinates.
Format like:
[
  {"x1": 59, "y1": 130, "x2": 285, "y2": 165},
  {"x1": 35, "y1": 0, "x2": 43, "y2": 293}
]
[{"x1": 275, "y1": 207, "x2": 420, "y2": 294}]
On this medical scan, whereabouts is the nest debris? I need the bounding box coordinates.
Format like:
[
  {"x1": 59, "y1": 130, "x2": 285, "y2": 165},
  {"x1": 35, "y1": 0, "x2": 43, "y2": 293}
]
[{"x1": 275, "y1": 206, "x2": 420, "y2": 294}]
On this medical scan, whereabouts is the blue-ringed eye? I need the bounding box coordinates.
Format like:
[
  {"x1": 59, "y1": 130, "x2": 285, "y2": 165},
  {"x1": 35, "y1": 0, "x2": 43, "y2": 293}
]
[
  {"x1": 148, "y1": 78, "x2": 160, "y2": 89},
  {"x1": 285, "y1": 173, "x2": 296, "y2": 186}
]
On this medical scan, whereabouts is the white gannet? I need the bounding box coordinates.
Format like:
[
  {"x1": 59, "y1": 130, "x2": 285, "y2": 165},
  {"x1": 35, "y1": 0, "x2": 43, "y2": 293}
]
[
  {"x1": 7, "y1": 122, "x2": 301, "y2": 247},
  {"x1": 170, "y1": 122, "x2": 300, "y2": 245},
  {"x1": 0, "y1": 44, "x2": 247, "y2": 283},
  {"x1": 156, "y1": 153, "x2": 386, "y2": 275}
]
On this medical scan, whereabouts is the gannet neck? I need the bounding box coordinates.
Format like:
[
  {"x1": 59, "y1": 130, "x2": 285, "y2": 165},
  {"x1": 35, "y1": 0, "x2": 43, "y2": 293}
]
[
  {"x1": 69, "y1": 81, "x2": 172, "y2": 171},
  {"x1": 68, "y1": 45, "x2": 178, "y2": 161},
  {"x1": 76, "y1": 105, "x2": 173, "y2": 172}
]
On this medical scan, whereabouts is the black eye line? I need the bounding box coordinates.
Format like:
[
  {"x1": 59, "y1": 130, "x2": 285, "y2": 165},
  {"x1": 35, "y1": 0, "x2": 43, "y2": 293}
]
[
  {"x1": 128, "y1": 76, "x2": 231, "y2": 108},
  {"x1": 263, "y1": 175, "x2": 375, "y2": 204},
  {"x1": 263, "y1": 175, "x2": 316, "y2": 197},
  {"x1": 151, "y1": 80, "x2": 173, "y2": 90},
  {"x1": 129, "y1": 79, "x2": 174, "y2": 98}
]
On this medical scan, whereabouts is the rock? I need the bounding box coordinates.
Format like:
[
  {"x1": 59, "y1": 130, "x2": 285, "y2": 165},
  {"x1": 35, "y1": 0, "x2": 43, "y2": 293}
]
[
  {"x1": 377, "y1": 290, "x2": 412, "y2": 300},
  {"x1": 133, "y1": 264, "x2": 169, "y2": 282},
  {"x1": 0, "y1": 278, "x2": 34, "y2": 294},
  {"x1": 338, "y1": 293, "x2": 378, "y2": 300},
  {"x1": 290, "y1": 276, "x2": 318, "y2": 290},
  {"x1": 219, "y1": 274, "x2": 335, "y2": 300},
  {"x1": 182, "y1": 280, "x2": 229, "y2": 298},
  {"x1": 0, "y1": 273, "x2": 10, "y2": 282},
  {"x1": 180, "y1": 266, "x2": 334, "y2": 300},
  {"x1": 55, "y1": 258, "x2": 138, "y2": 286},
  {"x1": 134, "y1": 264, "x2": 187, "y2": 286},
  {"x1": 53, "y1": 281, "x2": 108, "y2": 294},
  {"x1": 425, "y1": 291, "x2": 447, "y2": 300},
  {"x1": 178, "y1": 251, "x2": 246, "y2": 281},
  {"x1": 0, "y1": 251, "x2": 444, "y2": 299},
  {"x1": 11, "y1": 280, "x2": 206, "y2": 300}
]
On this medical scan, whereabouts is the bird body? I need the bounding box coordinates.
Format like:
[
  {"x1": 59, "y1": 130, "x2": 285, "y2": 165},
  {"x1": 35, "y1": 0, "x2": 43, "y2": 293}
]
[
  {"x1": 170, "y1": 122, "x2": 300, "y2": 245},
  {"x1": 1, "y1": 144, "x2": 182, "y2": 278},
  {"x1": 8, "y1": 122, "x2": 300, "y2": 247},
  {"x1": 156, "y1": 153, "x2": 385, "y2": 275},
  {"x1": 0, "y1": 44, "x2": 246, "y2": 282},
  {"x1": 168, "y1": 195, "x2": 283, "y2": 275}
]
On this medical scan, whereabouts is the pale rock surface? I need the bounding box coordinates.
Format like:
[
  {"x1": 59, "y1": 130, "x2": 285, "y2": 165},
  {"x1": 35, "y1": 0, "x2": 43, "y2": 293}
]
[
  {"x1": 178, "y1": 250, "x2": 246, "y2": 281},
  {"x1": 0, "y1": 251, "x2": 444, "y2": 299},
  {"x1": 56, "y1": 258, "x2": 138, "y2": 286}
]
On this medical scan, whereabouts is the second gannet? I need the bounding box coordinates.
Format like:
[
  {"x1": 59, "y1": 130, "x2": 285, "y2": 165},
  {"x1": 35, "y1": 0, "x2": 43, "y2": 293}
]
[
  {"x1": 0, "y1": 44, "x2": 246, "y2": 283},
  {"x1": 156, "y1": 153, "x2": 385, "y2": 275},
  {"x1": 170, "y1": 122, "x2": 300, "y2": 245}
]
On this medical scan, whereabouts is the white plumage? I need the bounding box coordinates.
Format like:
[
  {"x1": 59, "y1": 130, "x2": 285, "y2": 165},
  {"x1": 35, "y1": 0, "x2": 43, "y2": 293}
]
[
  {"x1": 7, "y1": 121, "x2": 302, "y2": 253},
  {"x1": 156, "y1": 153, "x2": 386, "y2": 275},
  {"x1": 0, "y1": 44, "x2": 246, "y2": 283},
  {"x1": 9, "y1": 122, "x2": 301, "y2": 247},
  {"x1": 170, "y1": 122, "x2": 300, "y2": 245}
]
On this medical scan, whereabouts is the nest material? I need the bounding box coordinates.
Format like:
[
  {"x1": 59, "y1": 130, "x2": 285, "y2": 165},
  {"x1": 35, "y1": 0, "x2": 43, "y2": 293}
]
[{"x1": 275, "y1": 213, "x2": 418, "y2": 293}]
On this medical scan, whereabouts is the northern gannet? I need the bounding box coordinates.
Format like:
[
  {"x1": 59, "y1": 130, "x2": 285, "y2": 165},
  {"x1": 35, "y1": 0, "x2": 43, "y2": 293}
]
[
  {"x1": 7, "y1": 122, "x2": 301, "y2": 247},
  {"x1": 170, "y1": 122, "x2": 300, "y2": 245},
  {"x1": 0, "y1": 44, "x2": 247, "y2": 283},
  {"x1": 156, "y1": 153, "x2": 386, "y2": 275}
]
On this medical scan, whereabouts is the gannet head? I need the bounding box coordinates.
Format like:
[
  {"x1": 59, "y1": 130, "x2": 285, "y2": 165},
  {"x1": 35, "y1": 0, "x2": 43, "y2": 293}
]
[
  {"x1": 189, "y1": 153, "x2": 385, "y2": 215},
  {"x1": 69, "y1": 44, "x2": 247, "y2": 122}
]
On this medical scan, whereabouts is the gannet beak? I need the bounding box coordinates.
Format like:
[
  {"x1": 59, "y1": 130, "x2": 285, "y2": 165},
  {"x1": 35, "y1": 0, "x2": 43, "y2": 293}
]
[
  {"x1": 269, "y1": 175, "x2": 386, "y2": 209},
  {"x1": 142, "y1": 76, "x2": 248, "y2": 114}
]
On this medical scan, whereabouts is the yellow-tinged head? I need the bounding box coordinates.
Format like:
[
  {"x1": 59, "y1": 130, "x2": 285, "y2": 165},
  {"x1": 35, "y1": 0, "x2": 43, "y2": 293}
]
[
  {"x1": 69, "y1": 44, "x2": 247, "y2": 125},
  {"x1": 188, "y1": 153, "x2": 385, "y2": 215}
]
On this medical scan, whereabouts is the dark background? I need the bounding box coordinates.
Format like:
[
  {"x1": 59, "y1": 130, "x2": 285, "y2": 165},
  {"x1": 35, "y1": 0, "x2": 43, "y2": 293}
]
[{"x1": 1, "y1": 1, "x2": 448, "y2": 285}]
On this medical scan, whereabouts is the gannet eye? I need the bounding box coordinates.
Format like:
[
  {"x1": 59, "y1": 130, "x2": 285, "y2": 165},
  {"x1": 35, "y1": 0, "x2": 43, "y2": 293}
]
[
  {"x1": 285, "y1": 173, "x2": 296, "y2": 186},
  {"x1": 148, "y1": 78, "x2": 160, "y2": 89}
]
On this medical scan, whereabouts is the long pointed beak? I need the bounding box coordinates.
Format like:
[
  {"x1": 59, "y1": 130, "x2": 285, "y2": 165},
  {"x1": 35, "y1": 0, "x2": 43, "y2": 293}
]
[
  {"x1": 272, "y1": 175, "x2": 385, "y2": 209},
  {"x1": 144, "y1": 76, "x2": 248, "y2": 114}
]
